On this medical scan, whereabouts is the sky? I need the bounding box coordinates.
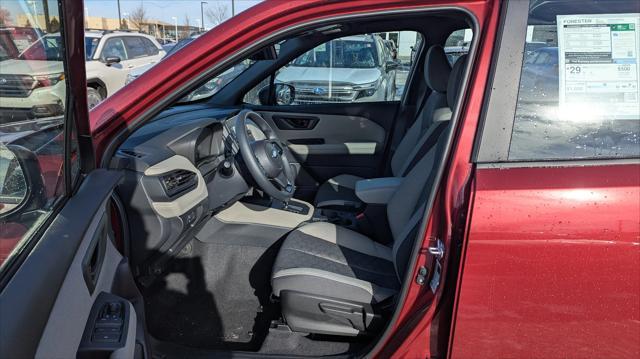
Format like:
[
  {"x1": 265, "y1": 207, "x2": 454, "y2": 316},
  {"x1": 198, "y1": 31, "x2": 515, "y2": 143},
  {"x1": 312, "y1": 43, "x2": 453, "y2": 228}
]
[
  {"x1": 1, "y1": 0, "x2": 263, "y2": 29},
  {"x1": 86, "y1": 0, "x2": 263, "y2": 28}
]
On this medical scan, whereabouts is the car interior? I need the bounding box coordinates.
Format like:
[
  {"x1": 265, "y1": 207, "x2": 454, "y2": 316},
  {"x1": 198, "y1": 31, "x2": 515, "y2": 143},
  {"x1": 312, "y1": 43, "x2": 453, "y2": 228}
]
[{"x1": 104, "y1": 10, "x2": 473, "y2": 358}]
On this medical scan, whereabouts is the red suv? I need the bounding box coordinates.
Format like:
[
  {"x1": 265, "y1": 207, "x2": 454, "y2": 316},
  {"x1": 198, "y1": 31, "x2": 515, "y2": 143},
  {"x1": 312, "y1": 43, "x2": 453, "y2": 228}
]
[{"x1": 0, "y1": 1, "x2": 638, "y2": 358}]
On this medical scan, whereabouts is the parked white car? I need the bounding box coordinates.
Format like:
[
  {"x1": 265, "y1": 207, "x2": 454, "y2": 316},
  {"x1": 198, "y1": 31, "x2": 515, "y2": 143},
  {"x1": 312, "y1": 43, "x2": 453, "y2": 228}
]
[{"x1": 0, "y1": 30, "x2": 164, "y2": 122}]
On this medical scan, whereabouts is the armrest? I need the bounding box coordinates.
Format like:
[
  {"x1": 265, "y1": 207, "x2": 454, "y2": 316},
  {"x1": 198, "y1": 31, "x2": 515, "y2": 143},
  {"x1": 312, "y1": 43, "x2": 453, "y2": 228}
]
[{"x1": 355, "y1": 177, "x2": 402, "y2": 205}]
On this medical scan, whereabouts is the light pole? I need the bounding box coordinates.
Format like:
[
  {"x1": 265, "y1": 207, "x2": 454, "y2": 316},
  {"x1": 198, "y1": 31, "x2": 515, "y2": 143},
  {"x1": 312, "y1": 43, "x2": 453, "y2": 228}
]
[
  {"x1": 200, "y1": 2, "x2": 207, "y2": 32},
  {"x1": 117, "y1": 0, "x2": 122, "y2": 29},
  {"x1": 27, "y1": 1, "x2": 38, "y2": 27},
  {"x1": 172, "y1": 16, "x2": 178, "y2": 42}
]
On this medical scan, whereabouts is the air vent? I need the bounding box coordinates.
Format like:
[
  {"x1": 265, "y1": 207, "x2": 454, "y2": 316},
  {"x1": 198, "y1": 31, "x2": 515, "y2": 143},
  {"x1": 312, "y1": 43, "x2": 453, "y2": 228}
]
[
  {"x1": 160, "y1": 170, "x2": 197, "y2": 197},
  {"x1": 119, "y1": 149, "x2": 145, "y2": 158}
]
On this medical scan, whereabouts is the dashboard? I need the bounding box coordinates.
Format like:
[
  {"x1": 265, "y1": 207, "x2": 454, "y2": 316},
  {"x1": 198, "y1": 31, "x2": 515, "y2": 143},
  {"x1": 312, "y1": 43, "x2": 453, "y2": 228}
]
[{"x1": 113, "y1": 107, "x2": 261, "y2": 275}]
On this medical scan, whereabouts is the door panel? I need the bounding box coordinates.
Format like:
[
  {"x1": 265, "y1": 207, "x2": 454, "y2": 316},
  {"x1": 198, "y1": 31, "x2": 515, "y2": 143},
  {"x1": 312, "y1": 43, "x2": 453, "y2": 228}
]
[
  {"x1": 452, "y1": 164, "x2": 640, "y2": 358},
  {"x1": 0, "y1": 170, "x2": 146, "y2": 358},
  {"x1": 256, "y1": 101, "x2": 399, "y2": 199}
]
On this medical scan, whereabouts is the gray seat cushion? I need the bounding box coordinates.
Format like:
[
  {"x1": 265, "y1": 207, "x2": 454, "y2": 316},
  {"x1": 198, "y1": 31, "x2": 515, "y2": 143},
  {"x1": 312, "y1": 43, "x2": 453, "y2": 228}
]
[
  {"x1": 272, "y1": 222, "x2": 399, "y2": 304},
  {"x1": 314, "y1": 174, "x2": 364, "y2": 209}
]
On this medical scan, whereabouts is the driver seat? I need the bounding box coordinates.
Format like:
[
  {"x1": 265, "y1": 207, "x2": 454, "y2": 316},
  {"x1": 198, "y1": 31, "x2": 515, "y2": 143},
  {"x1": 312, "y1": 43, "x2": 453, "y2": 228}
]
[{"x1": 271, "y1": 55, "x2": 467, "y2": 336}]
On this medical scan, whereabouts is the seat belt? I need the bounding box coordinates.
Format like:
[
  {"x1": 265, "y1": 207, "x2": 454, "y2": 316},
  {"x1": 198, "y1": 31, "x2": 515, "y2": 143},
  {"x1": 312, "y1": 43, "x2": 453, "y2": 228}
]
[
  {"x1": 391, "y1": 139, "x2": 443, "y2": 281},
  {"x1": 385, "y1": 84, "x2": 431, "y2": 175},
  {"x1": 397, "y1": 120, "x2": 447, "y2": 177},
  {"x1": 392, "y1": 202, "x2": 427, "y2": 281}
]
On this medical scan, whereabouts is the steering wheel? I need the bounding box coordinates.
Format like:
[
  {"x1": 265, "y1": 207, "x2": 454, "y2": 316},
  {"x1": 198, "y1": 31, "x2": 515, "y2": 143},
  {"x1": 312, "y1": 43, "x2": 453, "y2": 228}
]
[{"x1": 234, "y1": 110, "x2": 296, "y2": 202}]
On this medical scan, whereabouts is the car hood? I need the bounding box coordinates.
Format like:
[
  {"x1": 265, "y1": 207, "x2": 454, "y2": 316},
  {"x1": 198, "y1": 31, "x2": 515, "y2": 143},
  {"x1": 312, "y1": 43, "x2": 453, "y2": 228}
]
[
  {"x1": 128, "y1": 63, "x2": 155, "y2": 77},
  {"x1": 0, "y1": 59, "x2": 64, "y2": 76},
  {"x1": 276, "y1": 66, "x2": 382, "y2": 86}
]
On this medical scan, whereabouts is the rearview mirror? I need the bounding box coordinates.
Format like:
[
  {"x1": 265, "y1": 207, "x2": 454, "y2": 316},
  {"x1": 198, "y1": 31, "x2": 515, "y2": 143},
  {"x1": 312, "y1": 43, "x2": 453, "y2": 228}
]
[
  {"x1": 249, "y1": 45, "x2": 278, "y2": 61},
  {"x1": 104, "y1": 56, "x2": 121, "y2": 66}
]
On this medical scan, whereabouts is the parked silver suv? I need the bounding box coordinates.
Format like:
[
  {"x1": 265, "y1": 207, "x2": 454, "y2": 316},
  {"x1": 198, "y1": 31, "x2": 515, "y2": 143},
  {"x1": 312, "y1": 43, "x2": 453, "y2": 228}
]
[
  {"x1": 276, "y1": 34, "x2": 397, "y2": 104},
  {"x1": 0, "y1": 30, "x2": 164, "y2": 122}
]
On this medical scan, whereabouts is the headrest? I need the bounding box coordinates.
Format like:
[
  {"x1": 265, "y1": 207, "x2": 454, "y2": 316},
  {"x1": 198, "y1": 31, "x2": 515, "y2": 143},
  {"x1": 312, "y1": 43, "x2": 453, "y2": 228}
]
[
  {"x1": 424, "y1": 45, "x2": 451, "y2": 92},
  {"x1": 447, "y1": 54, "x2": 468, "y2": 109}
]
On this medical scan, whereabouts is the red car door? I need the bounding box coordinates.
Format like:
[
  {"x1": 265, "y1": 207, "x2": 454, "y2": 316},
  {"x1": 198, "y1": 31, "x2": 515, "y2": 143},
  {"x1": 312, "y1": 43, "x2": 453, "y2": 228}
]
[
  {"x1": 449, "y1": 0, "x2": 640, "y2": 358},
  {"x1": 0, "y1": 2, "x2": 144, "y2": 358}
]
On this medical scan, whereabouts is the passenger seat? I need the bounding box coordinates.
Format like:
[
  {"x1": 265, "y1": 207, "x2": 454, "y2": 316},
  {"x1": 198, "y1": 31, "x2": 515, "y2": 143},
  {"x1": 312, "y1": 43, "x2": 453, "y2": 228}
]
[
  {"x1": 271, "y1": 55, "x2": 469, "y2": 336},
  {"x1": 314, "y1": 45, "x2": 453, "y2": 209}
]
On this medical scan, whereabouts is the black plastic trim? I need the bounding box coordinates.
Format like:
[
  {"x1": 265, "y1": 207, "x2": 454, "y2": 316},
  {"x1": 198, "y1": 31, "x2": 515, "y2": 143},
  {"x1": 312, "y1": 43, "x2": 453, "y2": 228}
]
[
  {"x1": 473, "y1": 0, "x2": 529, "y2": 163},
  {"x1": 0, "y1": 170, "x2": 122, "y2": 359}
]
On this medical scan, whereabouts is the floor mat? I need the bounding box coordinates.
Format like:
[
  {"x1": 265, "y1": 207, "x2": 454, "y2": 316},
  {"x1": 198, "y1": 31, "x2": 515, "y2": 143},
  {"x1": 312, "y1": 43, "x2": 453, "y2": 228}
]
[{"x1": 142, "y1": 240, "x2": 279, "y2": 351}]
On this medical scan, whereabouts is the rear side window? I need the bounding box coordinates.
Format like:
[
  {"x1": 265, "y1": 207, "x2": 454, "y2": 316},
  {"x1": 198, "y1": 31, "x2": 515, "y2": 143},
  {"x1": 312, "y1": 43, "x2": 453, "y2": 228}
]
[
  {"x1": 123, "y1": 37, "x2": 148, "y2": 59},
  {"x1": 445, "y1": 29, "x2": 472, "y2": 65},
  {"x1": 508, "y1": 1, "x2": 640, "y2": 161},
  {"x1": 142, "y1": 38, "x2": 159, "y2": 56}
]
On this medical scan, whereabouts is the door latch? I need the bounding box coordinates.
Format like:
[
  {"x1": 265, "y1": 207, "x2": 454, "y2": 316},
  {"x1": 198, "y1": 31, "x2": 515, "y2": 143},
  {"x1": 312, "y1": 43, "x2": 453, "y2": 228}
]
[
  {"x1": 428, "y1": 239, "x2": 445, "y2": 293},
  {"x1": 428, "y1": 238, "x2": 445, "y2": 259}
]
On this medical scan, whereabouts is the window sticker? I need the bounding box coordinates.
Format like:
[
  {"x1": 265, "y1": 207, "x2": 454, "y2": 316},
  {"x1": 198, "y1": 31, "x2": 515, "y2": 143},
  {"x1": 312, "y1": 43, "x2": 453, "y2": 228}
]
[{"x1": 557, "y1": 14, "x2": 640, "y2": 121}]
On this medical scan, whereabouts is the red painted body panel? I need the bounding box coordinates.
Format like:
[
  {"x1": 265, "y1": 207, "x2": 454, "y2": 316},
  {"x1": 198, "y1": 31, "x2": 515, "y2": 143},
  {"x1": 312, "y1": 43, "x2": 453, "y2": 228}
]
[{"x1": 451, "y1": 164, "x2": 640, "y2": 358}]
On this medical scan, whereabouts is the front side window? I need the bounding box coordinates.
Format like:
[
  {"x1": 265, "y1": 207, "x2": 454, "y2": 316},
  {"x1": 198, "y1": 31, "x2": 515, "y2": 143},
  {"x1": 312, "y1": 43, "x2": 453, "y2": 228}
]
[
  {"x1": 244, "y1": 31, "x2": 422, "y2": 105},
  {"x1": 0, "y1": 1, "x2": 79, "y2": 266},
  {"x1": 101, "y1": 38, "x2": 128, "y2": 60},
  {"x1": 509, "y1": 1, "x2": 640, "y2": 160}
]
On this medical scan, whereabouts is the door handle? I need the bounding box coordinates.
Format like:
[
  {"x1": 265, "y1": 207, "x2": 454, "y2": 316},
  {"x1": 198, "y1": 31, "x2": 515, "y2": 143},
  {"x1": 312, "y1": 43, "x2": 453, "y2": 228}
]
[
  {"x1": 81, "y1": 216, "x2": 109, "y2": 294},
  {"x1": 273, "y1": 115, "x2": 319, "y2": 130}
]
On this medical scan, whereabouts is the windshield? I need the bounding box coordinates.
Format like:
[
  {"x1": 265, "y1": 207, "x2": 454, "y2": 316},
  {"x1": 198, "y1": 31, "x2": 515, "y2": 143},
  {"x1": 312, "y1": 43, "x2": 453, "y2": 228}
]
[
  {"x1": 178, "y1": 59, "x2": 256, "y2": 103},
  {"x1": 292, "y1": 38, "x2": 379, "y2": 69},
  {"x1": 20, "y1": 36, "x2": 99, "y2": 61}
]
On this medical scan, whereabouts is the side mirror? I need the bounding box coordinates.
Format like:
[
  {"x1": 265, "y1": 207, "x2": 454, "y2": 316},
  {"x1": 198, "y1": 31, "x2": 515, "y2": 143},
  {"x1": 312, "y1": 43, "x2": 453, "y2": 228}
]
[
  {"x1": 104, "y1": 56, "x2": 121, "y2": 66},
  {"x1": 275, "y1": 83, "x2": 295, "y2": 105},
  {"x1": 258, "y1": 83, "x2": 295, "y2": 106},
  {"x1": 385, "y1": 60, "x2": 399, "y2": 72},
  {"x1": 0, "y1": 144, "x2": 45, "y2": 218}
]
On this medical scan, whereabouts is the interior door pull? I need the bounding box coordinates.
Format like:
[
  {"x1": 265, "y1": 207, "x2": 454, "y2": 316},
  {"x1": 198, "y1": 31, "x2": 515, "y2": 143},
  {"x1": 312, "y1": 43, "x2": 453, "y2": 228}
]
[
  {"x1": 273, "y1": 115, "x2": 319, "y2": 130},
  {"x1": 81, "y1": 215, "x2": 109, "y2": 294}
]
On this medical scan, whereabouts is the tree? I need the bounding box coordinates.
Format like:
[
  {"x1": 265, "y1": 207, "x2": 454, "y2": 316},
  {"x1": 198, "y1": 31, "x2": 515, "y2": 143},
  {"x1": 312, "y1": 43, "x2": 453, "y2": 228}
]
[
  {"x1": 183, "y1": 13, "x2": 191, "y2": 37},
  {"x1": 0, "y1": 8, "x2": 12, "y2": 26},
  {"x1": 205, "y1": 3, "x2": 228, "y2": 27},
  {"x1": 128, "y1": 4, "x2": 147, "y2": 32},
  {"x1": 49, "y1": 17, "x2": 60, "y2": 32}
]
